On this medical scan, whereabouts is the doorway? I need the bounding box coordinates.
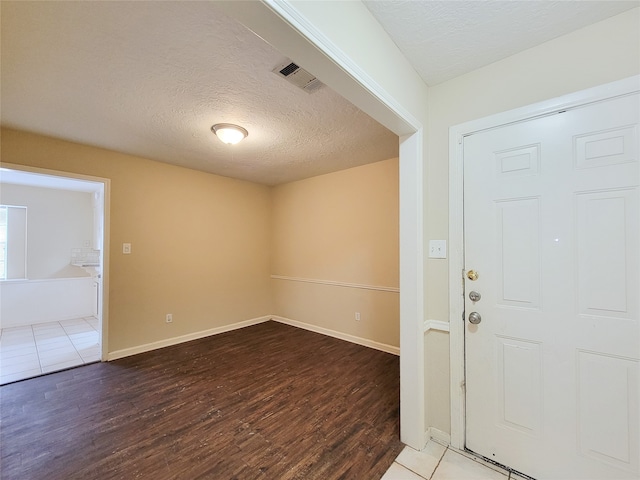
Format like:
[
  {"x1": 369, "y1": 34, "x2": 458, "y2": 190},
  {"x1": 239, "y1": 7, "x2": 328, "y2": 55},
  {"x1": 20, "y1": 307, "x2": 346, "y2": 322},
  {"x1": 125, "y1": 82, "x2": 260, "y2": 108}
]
[
  {"x1": 449, "y1": 76, "x2": 639, "y2": 479},
  {"x1": 0, "y1": 166, "x2": 108, "y2": 384}
]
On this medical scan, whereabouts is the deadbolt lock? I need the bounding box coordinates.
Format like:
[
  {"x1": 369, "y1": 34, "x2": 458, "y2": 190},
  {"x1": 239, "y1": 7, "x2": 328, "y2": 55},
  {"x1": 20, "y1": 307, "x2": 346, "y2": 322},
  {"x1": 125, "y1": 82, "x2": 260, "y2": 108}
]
[
  {"x1": 469, "y1": 291, "x2": 481, "y2": 302},
  {"x1": 466, "y1": 269, "x2": 479, "y2": 281}
]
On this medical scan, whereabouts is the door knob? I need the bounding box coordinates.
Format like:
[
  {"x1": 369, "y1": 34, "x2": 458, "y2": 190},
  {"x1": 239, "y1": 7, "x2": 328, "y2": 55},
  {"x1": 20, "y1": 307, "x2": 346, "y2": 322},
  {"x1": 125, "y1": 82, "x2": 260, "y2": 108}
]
[
  {"x1": 469, "y1": 291, "x2": 481, "y2": 302},
  {"x1": 469, "y1": 312, "x2": 482, "y2": 324},
  {"x1": 467, "y1": 270, "x2": 479, "y2": 281}
]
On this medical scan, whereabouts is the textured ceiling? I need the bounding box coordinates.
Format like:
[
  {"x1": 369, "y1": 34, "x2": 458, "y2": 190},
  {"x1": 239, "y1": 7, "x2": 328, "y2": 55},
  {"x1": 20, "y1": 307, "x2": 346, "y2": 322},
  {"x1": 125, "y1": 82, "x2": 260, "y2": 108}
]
[
  {"x1": 0, "y1": 1, "x2": 398, "y2": 186},
  {"x1": 364, "y1": 1, "x2": 638, "y2": 86},
  {"x1": 2, "y1": 2, "x2": 637, "y2": 186}
]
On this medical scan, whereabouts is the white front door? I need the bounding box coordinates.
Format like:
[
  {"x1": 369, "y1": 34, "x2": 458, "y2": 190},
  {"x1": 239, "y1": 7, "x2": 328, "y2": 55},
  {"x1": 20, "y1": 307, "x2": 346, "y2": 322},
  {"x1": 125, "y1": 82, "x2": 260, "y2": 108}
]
[{"x1": 464, "y1": 93, "x2": 639, "y2": 479}]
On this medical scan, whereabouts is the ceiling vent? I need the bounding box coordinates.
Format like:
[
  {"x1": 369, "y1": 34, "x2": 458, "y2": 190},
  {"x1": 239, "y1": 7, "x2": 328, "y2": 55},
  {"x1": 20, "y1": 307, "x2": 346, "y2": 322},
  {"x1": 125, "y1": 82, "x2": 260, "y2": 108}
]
[{"x1": 272, "y1": 61, "x2": 323, "y2": 93}]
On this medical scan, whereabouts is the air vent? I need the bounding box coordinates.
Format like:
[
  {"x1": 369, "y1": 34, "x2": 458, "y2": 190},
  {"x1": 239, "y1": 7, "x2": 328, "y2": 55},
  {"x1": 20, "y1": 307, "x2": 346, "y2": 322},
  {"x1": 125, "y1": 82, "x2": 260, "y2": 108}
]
[
  {"x1": 272, "y1": 60, "x2": 323, "y2": 93},
  {"x1": 279, "y1": 62, "x2": 300, "y2": 77}
]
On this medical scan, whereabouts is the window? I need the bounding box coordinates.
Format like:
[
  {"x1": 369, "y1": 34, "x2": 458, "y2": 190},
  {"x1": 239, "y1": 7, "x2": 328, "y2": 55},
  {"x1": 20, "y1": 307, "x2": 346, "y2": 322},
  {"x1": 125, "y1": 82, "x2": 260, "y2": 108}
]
[
  {"x1": 0, "y1": 205, "x2": 27, "y2": 280},
  {"x1": 0, "y1": 207, "x2": 6, "y2": 279}
]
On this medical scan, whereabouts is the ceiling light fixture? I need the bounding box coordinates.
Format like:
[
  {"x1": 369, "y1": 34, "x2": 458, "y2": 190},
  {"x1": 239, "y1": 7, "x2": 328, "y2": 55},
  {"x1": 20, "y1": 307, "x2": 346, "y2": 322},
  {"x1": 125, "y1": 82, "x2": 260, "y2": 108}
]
[{"x1": 211, "y1": 123, "x2": 248, "y2": 145}]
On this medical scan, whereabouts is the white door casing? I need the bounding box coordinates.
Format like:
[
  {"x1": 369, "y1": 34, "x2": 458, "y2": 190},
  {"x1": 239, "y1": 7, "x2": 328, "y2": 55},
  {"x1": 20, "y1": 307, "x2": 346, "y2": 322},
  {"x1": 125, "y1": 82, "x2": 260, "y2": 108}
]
[{"x1": 449, "y1": 76, "x2": 640, "y2": 479}]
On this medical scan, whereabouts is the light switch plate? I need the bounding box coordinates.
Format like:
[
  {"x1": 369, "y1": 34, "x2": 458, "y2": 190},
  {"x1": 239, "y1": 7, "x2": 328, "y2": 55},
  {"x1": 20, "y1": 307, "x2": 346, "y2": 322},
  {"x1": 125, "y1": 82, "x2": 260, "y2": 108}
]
[
  {"x1": 428, "y1": 240, "x2": 447, "y2": 259},
  {"x1": 123, "y1": 243, "x2": 131, "y2": 254}
]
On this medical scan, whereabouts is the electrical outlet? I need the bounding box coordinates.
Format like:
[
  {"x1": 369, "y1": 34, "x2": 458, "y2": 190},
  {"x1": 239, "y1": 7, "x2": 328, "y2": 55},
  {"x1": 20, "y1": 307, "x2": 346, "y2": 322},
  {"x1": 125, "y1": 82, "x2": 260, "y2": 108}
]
[
  {"x1": 355, "y1": 312, "x2": 361, "y2": 321},
  {"x1": 166, "y1": 313, "x2": 173, "y2": 323},
  {"x1": 123, "y1": 243, "x2": 132, "y2": 254}
]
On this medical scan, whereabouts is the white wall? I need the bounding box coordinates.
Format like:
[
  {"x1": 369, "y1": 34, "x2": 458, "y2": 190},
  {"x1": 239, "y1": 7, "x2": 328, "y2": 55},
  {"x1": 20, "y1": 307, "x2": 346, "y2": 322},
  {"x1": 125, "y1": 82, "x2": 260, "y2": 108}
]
[
  {"x1": 0, "y1": 277, "x2": 96, "y2": 328},
  {"x1": 0, "y1": 183, "x2": 96, "y2": 328},
  {"x1": 0, "y1": 183, "x2": 94, "y2": 279},
  {"x1": 424, "y1": 8, "x2": 640, "y2": 435}
]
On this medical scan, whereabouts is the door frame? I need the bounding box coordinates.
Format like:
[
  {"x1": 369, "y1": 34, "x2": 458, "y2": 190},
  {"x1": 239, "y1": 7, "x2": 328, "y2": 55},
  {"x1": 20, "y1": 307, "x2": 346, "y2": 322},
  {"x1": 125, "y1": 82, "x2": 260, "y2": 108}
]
[
  {"x1": 447, "y1": 75, "x2": 640, "y2": 451},
  {"x1": 0, "y1": 162, "x2": 111, "y2": 361}
]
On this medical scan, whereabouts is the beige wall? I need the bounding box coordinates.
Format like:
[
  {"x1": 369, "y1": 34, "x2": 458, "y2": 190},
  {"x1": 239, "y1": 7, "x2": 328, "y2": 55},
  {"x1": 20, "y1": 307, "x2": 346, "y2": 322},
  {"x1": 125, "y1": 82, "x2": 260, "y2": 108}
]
[
  {"x1": 1, "y1": 128, "x2": 273, "y2": 352},
  {"x1": 0, "y1": 129, "x2": 400, "y2": 353},
  {"x1": 424, "y1": 8, "x2": 640, "y2": 434},
  {"x1": 2, "y1": 5, "x2": 636, "y2": 443},
  {"x1": 271, "y1": 158, "x2": 399, "y2": 347},
  {"x1": 200, "y1": 0, "x2": 427, "y2": 449}
]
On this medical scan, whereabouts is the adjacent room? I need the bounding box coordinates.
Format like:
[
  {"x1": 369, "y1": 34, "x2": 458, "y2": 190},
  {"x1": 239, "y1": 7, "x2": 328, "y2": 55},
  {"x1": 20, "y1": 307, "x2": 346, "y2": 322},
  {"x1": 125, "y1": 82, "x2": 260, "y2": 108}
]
[
  {"x1": 0, "y1": 170, "x2": 105, "y2": 383},
  {"x1": 1, "y1": 1, "x2": 638, "y2": 479}
]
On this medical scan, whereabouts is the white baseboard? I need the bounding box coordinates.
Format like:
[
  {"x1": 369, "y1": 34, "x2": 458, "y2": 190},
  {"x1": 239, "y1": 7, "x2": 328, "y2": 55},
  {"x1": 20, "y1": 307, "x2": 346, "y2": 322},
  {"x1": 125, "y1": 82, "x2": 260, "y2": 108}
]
[
  {"x1": 107, "y1": 315, "x2": 271, "y2": 361},
  {"x1": 271, "y1": 315, "x2": 400, "y2": 356},
  {"x1": 425, "y1": 427, "x2": 451, "y2": 447},
  {"x1": 107, "y1": 314, "x2": 400, "y2": 361}
]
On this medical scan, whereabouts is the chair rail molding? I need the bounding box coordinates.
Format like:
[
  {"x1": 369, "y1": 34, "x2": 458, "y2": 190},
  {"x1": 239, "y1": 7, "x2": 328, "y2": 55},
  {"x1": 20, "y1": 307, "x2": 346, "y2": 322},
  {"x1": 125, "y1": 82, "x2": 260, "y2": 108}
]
[{"x1": 271, "y1": 274, "x2": 399, "y2": 293}]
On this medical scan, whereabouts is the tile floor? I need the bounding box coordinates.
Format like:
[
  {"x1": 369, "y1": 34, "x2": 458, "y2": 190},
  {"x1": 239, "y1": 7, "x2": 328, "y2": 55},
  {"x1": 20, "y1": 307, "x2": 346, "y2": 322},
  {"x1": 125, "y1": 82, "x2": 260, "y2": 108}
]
[
  {"x1": 0, "y1": 316, "x2": 101, "y2": 385},
  {"x1": 382, "y1": 440, "x2": 526, "y2": 480}
]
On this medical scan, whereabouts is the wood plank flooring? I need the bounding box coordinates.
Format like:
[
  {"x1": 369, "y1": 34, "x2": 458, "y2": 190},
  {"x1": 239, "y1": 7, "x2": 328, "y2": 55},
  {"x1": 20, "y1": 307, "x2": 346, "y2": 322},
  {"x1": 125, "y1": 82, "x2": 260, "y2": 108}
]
[{"x1": 0, "y1": 321, "x2": 403, "y2": 479}]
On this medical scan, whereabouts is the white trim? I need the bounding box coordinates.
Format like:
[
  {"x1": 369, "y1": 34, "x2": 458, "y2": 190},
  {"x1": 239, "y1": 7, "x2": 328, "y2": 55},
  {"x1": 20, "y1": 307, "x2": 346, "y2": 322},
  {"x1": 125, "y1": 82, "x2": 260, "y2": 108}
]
[
  {"x1": 0, "y1": 205, "x2": 27, "y2": 281},
  {"x1": 452, "y1": 76, "x2": 640, "y2": 137},
  {"x1": 448, "y1": 75, "x2": 640, "y2": 451},
  {"x1": 265, "y1": 0, "x2": 422, "y2": 134},
  {"x1": 0, "y1": 162, "x2": 109, "y2": 187},
  {"x1": 426, "y1": 427, "x2": 451, "y2": 447},
  {"x1": 271, "y1": 274, "x2": 399, "y2": 293},
  {"x1": 423, "y1": 319, "x2": 450, "y2": 333},
  {"x1": 271, "y1": 315, "x2": 400, "y2": 356},
  {"x1": 399, "y1": 130, "x2": 426, "y2": 449},
  {"x1": 0, "y1": 276, "x2": 92, "y2": 284},
  {"x1": 107, "y1": 316, "x2": 271, "y2": 361},
  {"x1": 449, "y1": 114, "x2": 467, "y2": 450}
]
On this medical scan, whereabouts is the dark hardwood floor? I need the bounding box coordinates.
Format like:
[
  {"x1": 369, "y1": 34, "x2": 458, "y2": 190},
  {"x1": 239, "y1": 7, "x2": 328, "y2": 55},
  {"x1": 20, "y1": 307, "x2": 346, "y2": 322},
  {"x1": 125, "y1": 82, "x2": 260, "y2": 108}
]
[{"x1": 0, "y1": 321, "x2": 403, "y2": 479}]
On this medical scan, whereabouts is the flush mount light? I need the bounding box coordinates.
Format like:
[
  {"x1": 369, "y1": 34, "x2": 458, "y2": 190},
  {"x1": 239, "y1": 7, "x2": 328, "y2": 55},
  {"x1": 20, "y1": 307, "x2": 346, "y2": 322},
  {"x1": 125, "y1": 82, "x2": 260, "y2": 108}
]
[{"x1": 211, "y1": 123, "x2": 248, "y2": 145}]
